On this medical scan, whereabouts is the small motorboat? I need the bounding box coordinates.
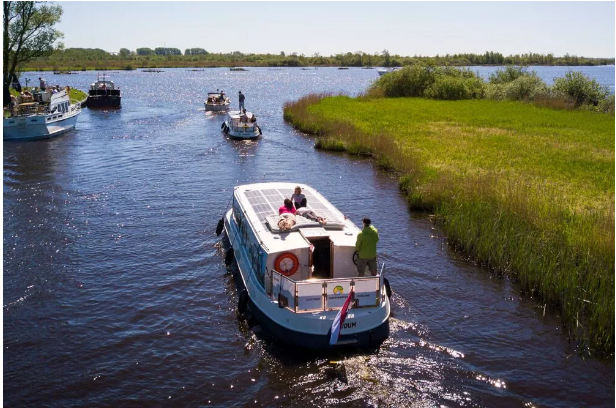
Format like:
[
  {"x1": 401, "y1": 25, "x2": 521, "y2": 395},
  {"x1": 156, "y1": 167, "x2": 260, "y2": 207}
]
[
  {"x1": 87, "y1": 73, "x2": 121, "y2": 109},
  {"x1": 3, "y1": 90, "x2": 81, "y2": 141},
  {"x1": 219, "y1": 182, "x2": 391, "y2": 349},
  {"x1": 377, "y1": 67, "x2": 401, "y2": 76},
  {"x1": 204, "y1": 90, "x2": 230, "y2": 112},
  {"x1": 221, "y1": 110, "x2": 261, "y2": 139}
]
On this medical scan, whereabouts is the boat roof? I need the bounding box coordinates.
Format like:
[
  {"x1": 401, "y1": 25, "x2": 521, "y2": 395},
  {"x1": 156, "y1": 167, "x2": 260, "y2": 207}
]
[
  {"x1": 208, "y1": 91, "x2": 225, "y2": 95},
  {"x1": 233, "y1": 182, "x2": 359, "y2": 253},
  {"x1": 90, "y1": 80, "x2": 115, "y2": 88},
  {"x1": 228, "y1": 110, "x2": 254, "y2": 119}
]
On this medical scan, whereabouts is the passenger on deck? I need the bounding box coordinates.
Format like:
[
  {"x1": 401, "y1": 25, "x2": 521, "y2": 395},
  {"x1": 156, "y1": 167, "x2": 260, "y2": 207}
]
[
  {"x1": 279, "y1": 198, "x2": 296, "y2": 215},
  {"x1": 355, "y1": 217, "x2": 379, "y2": 277},
  {"x1": 277, "y1": 198, "x2": 297, "y2": 231},
  {"x1": 291, "y1": 186, "x2": 307, "y2": 209},
  {"x1": 238, "y1": 90, "x2": 245, "y2": 111},
  {"x1": 296, "y1": 207, "x2": 326, "y2": 225}
]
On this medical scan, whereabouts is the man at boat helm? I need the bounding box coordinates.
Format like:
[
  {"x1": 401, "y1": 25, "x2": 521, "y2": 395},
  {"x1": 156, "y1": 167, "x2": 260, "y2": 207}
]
[{"x1": 355, "y1": 217, "x2": 379, "y2": 277}]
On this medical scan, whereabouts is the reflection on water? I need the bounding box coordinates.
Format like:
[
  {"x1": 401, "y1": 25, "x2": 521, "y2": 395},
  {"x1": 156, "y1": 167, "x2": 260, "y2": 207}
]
[{"x1": 4, "y1": 67, "x2": 614, "y2": 407}]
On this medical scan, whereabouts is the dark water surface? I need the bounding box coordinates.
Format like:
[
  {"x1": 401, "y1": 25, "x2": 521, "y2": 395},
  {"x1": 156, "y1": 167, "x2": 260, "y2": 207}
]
[{"x1": 4, "y1": 67, "x2": 614, "y2": 407}]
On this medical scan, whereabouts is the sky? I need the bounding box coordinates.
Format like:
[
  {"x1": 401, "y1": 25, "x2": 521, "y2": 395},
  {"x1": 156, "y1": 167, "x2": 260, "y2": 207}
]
[{"x1": 54, "y1": 1, "x2": 615, "y2": 58}]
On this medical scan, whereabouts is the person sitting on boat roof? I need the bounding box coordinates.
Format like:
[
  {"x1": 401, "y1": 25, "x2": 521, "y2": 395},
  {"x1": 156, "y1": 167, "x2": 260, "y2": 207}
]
[
  {"x1": 279, "y1": 198, "x2": 296, "y2": 215},
  {"x1": 355, "y1": 217, "x2": 379, "y2": 277},
  {"x1": 291, "y1": 186, "x2": 307, "y2": 209},
  {"x1": 240, "y1": 109, "x2": 248, "y2": 123}
]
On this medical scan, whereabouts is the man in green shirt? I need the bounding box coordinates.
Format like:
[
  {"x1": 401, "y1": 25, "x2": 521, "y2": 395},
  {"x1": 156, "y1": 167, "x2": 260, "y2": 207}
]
[{"x1": 355, "y1": 217, "x2": 379, "y2": 276}]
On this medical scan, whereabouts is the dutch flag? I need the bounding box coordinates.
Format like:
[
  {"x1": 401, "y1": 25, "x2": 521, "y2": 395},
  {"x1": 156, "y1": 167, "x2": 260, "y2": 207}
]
[{"x1": 329, "y1": 289, "x2": 354, "y2": 346}]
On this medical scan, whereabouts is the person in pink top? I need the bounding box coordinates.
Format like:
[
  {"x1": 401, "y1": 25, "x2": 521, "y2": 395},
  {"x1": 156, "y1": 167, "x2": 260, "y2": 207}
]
[{"x1": 279, "y1": 198, "x2": 296, "y2": 215}]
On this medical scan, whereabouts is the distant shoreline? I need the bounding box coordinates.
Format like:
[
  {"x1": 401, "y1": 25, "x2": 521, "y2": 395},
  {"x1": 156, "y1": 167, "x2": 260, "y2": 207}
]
[
  {"x1": 22, "y1": 63, "x2": 616, "y2": 73},
  {"x1": 22, "y1": 49, "x2": 614, "y2": 72}
]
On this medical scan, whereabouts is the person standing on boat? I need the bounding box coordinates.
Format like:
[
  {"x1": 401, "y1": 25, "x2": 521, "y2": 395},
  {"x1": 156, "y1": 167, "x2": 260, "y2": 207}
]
[
  {"x1": 39, "y1": 77, "x2": 47, "y2": 91},
  {"x1": 355, "y1": 217, "x2": 379, "y2": 277},
  {"x1": 238, "y1": 90, "x2": 245, "y2": 112}
]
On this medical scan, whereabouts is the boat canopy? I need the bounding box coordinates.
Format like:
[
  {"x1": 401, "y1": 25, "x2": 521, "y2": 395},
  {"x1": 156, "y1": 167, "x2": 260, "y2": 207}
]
[{"x1": 90, "y1": 80, "x2": 115, "y2": 90}]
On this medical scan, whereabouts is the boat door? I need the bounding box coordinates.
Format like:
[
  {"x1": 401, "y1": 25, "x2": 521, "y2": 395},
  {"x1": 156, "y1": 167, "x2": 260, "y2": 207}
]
[
  {"x1": 300, "y1": 228, "x2": 332, "y2": 279},
  {"x1": 308, "y1": 237, "x2": 332, "y2": 279}
]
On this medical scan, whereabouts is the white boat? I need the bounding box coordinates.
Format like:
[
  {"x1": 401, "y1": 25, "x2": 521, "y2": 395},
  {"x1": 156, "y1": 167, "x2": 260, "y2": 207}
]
[
  {"x1": 221, "y1": 110, "x2": 262, "y2": 139},
  {"x1": 3, "y1": 90, "x2": 81, "y2": 141},
  {"x1": 220, "y1": 182, "x2": 391, "y2": 349},
  {"x1": 204, "y1": 90, "x2": 230, "y2": 112},
  {"x1": 377, "y1": 67, "x2": 401, "y2": 76}
]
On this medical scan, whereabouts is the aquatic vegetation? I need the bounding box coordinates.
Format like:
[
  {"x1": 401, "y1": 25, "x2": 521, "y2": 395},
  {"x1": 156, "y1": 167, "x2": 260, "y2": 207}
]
[{"x1": 284, "y1": 94, "x2": 615, "y2": 355}]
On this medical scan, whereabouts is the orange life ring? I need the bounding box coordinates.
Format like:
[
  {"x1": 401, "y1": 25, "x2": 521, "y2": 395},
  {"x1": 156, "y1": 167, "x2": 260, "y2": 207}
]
[{"x1": 274, "y1": 252, "x2": 299, "y2": 276}]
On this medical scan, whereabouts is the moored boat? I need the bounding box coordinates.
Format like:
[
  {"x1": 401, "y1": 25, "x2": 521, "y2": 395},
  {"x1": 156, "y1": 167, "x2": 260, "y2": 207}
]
[
  {"x1": 221, "y1": 110, "x2": 262, "y2": 139},
  {"x1": 220, "y1": 182, "x2": 391, "y2": 349},
  {"x1": 87, "y1": 73, "x2": 121, "y2": 109},
  {"x1": 204, "y1": 90, "x2": 230, "y2": 112},
  {"x1": 3, "y1": 90, "x2": 81, "y2": 141}
]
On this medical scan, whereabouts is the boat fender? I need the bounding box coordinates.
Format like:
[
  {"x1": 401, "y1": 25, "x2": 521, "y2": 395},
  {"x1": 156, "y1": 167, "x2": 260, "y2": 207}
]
[
  {"x1": 216, "y1": 218, "x2": 224, "y2": 236},
  {"x1": 224, "y1": 248, "x2": 235, "y2": 267},
  {"x1": 274, "y1": 252, "x2": 299, "y2": 276},
  {"x1": 238, "y1": 289, "x2": 249, "y2": 314},
  {"x1": 220, "y1": 122, "x2": 225, "y2": 130},
  {"x1": 383, "y1": 278, "x2": 392, "y2": 298},
  {"x1": 352, "y1": 251, "x2": 358, "y2": 265}
]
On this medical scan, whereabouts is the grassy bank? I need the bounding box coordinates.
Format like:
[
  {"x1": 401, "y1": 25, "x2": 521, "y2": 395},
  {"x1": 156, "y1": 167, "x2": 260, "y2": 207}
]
[{"x1": 284, "y1": 94, "x2": 615, "y2": 355}]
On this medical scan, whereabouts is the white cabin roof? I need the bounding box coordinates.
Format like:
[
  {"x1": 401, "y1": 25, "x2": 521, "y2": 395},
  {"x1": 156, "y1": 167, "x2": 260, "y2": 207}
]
[
  {"x1": 233, "y1": 182, "x2": 360, "y2": 253},
  {"x1": 90, "y1": 80, "x2": 115, "y2": 90}
]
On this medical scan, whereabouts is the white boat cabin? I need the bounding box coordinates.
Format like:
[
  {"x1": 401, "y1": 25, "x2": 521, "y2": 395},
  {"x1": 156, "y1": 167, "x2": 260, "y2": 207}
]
[{"x1": 228, "y1": 183, "x2": 385, "y2": 315}]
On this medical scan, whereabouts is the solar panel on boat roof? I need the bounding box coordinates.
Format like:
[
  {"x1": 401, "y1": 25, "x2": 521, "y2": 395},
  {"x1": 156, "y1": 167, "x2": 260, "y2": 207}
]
[{"x1": 244, "y1": 187, "x2": 344, "y2": 228}]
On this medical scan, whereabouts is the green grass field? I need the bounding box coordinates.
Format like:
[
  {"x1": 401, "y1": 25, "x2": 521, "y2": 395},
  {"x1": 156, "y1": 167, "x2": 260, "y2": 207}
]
[{"x1": 284, "y1": 95, "x2": 615, "y2": 355}]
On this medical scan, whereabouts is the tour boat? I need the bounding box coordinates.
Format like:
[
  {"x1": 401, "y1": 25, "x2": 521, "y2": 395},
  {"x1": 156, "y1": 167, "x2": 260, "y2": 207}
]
[
  {"x1": 221, "y1": 110, "x2": 262, "y2": 139},
  {"x1": 204, "y1": 90, "x2": 230, "y2": 112},
  {"x1": 219, "y1": 182, "x2": 391, "y2": 349},
  {"x1": 87, "y1": 73, "x2": 121, "y2": 108},
  {"x1": 3, "y1": 90, "x2": 81, "y2": 141}
]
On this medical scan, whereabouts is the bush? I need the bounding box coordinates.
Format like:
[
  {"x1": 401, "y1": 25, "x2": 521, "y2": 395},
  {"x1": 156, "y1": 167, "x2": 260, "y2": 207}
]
[
  {"x1": 425, "y1": 75, "x2": 485, "y2": 100},
  {"x1": 597, "y1": 94, "x2": 615, "y2": 115},
  {"x1": 370, "y1": 65, "x2": 435, "y2": 97},
  {"x1": 552, "y1": 71, "x2": 609, "y2": 107},
  {"x1": 489, "y1": 66, "x2": 528, "y2": 84},
  {"x1": 504, "y1": 75, "x2": 548, "y2": 101}
]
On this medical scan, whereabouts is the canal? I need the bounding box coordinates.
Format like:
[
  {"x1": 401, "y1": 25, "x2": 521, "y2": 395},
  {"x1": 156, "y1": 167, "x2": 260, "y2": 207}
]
[{"x1": 4, "y1": 66, "x2": 614, "y2": 407}]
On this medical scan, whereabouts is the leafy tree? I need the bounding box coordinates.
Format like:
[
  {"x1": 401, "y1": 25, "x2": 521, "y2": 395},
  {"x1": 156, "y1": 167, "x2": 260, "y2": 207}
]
[
  {"x1": 185, "y1": 48, "x2": 208, "y2": 56},
  {"x1": 3, "y1": 1, "x2": 63, "y2": 92},
  {"x1": 136, "y1": 47, "x2": 153, "y2": 56},
  {"x1": 381, "y1": 49, "x2": 390, "y2": 67},
  {"x1": 119, "y1": 48, "x2": 131, "y2": 57}
]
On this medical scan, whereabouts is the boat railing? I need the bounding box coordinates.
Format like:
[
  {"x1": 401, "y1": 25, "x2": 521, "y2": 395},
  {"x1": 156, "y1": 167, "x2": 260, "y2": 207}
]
[
  {"x1": 269, "y1": 269, "x2": 384, "y2": 313},
  {"x1": 230, "y1": 122, "x2": 257, "y2": 133}
]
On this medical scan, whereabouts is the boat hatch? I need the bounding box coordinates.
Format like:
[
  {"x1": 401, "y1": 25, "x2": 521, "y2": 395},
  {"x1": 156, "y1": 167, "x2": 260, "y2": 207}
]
[{"x1": 270, "y1": 271, "x2": 382, "y2": 313}]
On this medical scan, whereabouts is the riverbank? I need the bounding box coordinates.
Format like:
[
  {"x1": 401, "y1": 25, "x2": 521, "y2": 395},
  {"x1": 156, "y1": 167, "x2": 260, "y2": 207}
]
[{"x1": 283, "y1": 94, "x2": 615, "y2": 355}]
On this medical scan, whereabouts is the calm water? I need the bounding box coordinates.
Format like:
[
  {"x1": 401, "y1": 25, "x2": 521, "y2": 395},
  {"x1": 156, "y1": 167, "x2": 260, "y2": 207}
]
[{"x1": 4, "y1": 66, "x2": 614, "y2": 407}]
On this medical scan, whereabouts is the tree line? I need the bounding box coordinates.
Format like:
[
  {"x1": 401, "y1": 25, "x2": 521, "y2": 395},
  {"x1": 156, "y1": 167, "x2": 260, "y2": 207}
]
[{"x1": 24, "y1": 47, "x2": 615, "y2": 71}]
